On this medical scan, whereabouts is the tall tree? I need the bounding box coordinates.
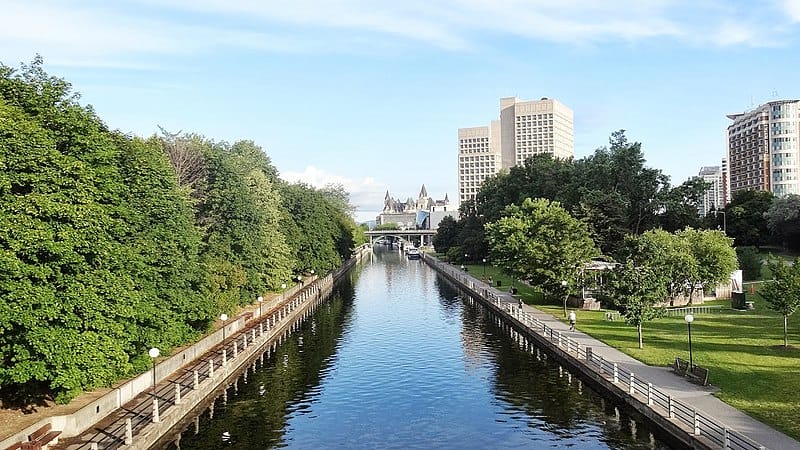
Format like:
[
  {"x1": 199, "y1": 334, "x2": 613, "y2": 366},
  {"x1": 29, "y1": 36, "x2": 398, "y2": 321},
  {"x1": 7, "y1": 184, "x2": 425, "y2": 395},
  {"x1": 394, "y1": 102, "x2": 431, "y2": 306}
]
[
  {"x1": 432, "y1": 215, "x2": 459, "y2": 255},
  {"x1": 679, "y1": 228, "x2": 737, "y2": 302},
  {"x1": 758, "y1": 256, "x2": 800, "y2": 347},
  {"x1": 608, "y1": 262, "x2": 668, "y2": 349},
  {"x1": 766, "y1": 194, "x2": 800, "y2": 251},
  {"x1": 486, "y1": 198, "x2": 599, "y2": 298},
  {"x1": 725, "y1": 190, "x2": 774, "y2": 247}
]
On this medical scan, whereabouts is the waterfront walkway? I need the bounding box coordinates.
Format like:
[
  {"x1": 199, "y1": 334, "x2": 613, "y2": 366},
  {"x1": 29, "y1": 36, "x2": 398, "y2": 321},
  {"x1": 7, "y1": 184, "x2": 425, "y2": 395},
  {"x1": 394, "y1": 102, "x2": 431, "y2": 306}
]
[{"x1": 443, "y1": 262, "x2": 799, "y2": 450}]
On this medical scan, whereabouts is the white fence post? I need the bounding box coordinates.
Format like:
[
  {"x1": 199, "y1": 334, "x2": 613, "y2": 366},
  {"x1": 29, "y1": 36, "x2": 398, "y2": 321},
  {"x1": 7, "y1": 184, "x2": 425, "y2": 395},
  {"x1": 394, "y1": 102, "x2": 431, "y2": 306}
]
[
  {"x1": 647, "y1": 383, "x2": 653, "y2": 405},
  {"x1": 665, "y1": 396, "x2": 673, "y2": 419},
  {"x1": 629, "y1": 373, "x2": 635, "y2": 395},
  {"x1": 175, "y1": 383, "x2": 181, "y2": 405},
  {"x1": 125, "y1": 418, "x2": 133, "y2": 445},
  {"x1": 152, "y1": 398, "x2": 160, "y2": 423},
  {"x1": 613, "y1": 363, "x2": 619, "y2": 383},
  {"x1": 693, "y1": 409, "x2": 700, "y2": 435}
]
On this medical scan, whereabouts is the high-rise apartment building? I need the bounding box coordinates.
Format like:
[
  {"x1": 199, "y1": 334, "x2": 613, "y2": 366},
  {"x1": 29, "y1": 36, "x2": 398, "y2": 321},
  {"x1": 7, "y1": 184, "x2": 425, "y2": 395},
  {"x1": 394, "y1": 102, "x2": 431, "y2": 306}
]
[
  {"x1": 458, "y1": 97, "x2": 574, "y2": 203},
  {"x1": 696, "y1": 166, "x2": 724, "y2": 216},
  {"x1": 720, "y1": 157, "x2": 730, "y2": 205},
  {"x1": 726, "y1": 100, "x2": 800, "y2": 197}
]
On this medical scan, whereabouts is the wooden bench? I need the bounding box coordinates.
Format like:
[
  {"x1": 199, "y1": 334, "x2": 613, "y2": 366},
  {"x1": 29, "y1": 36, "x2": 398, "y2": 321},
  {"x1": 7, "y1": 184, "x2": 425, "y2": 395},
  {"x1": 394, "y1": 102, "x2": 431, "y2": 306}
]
[
  {"x1": 672, "y1": 357, "x2": 689, "y2": 376},
  {"x1": 26, "y1": 423, "x2": 61, "y2": 449},
  {"x1": 686, "y1": 365, "x2": 710, "y2": 386}
]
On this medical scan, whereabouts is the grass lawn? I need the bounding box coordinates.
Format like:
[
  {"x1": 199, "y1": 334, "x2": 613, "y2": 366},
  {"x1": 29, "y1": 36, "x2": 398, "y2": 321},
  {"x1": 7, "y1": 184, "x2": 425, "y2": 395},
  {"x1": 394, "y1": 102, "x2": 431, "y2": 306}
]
[{"x1": 458, "y1": 260, "x2": 800, "y2": 440}]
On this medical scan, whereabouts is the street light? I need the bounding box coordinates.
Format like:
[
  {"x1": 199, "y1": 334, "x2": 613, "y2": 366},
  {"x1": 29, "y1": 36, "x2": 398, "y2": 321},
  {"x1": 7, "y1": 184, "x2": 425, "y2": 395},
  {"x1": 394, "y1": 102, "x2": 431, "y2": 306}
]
[
  {"x1": 148, "y1": 347, "x2": 160, "y2": 398},
  {"x1": 257, "y1": 296, "x2": 264, "y2": 318},
  {"x1": 482, "y1": 258, "x2": 487, "y2": 279},
  {"x1": 220, "y1": 313, "x2": 228, "y2": 345},
  {"x1": 685, "y1": 314, "x2": 694, "y2": 369},
  {"x1": 561, "y1": 280, "x2": 569, "y2": 317}
]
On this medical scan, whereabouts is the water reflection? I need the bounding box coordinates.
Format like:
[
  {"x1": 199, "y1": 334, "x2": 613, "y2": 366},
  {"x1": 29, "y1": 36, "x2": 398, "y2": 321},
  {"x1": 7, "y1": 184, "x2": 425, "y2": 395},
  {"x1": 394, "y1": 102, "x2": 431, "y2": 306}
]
[{"x1": 162, "y1": 249, "x2": 671, "y2": 449}]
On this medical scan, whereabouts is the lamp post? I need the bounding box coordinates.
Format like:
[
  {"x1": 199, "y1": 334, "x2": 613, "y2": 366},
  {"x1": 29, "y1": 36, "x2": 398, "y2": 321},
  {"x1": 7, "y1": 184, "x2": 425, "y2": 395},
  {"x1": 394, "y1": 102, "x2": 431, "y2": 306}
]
[
  {"x1": 685, "y1": 314, "x2": 694, "y2": 369},
  {"x1": 482, "y1": 258, "x2": 487, "y2": 279},
  {"x1": 220, "y1": 313, "x2": 228, "y2": 345},
  {"x1": 148, "y1": 347, "x2": 160, "y2": 397},
  {"x1": 257, "y1": 296, "x2": 264, "y2": 318},
  {"x1": 561, "y1": 280, "x2": 568, "y2": 317}
]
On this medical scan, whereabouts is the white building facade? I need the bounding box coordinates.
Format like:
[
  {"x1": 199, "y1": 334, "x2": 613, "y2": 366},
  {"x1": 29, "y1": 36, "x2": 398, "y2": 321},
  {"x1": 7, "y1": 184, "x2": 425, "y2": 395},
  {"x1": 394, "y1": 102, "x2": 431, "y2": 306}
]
[
  {"x1": 458, "y1": 97, "x2": 574, "y2": 203},
  {"x1": 696, "y1": 166, "x2": 724, "y2": 216}
]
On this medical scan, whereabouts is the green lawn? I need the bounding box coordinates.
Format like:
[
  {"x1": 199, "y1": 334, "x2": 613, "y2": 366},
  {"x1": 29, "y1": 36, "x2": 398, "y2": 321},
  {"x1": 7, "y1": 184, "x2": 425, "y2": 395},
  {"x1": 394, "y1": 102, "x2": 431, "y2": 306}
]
[{"x1": 459, "y1": 260, "x2": 800, "y2": 440}]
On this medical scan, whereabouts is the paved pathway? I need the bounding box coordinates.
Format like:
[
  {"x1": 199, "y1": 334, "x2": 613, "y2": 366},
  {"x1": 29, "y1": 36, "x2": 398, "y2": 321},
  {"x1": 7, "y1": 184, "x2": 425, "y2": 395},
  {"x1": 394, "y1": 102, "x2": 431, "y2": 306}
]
[{"x1": 469, "y1": 272, "x2": 799, "y2": 450}]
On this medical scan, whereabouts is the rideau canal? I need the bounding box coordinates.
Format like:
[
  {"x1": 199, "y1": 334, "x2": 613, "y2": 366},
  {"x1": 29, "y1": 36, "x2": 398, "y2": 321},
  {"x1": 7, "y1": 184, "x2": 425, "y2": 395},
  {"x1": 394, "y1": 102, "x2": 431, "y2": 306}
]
[{"x1": 162, "y1": 248, "x2": 671, "y2": 449}]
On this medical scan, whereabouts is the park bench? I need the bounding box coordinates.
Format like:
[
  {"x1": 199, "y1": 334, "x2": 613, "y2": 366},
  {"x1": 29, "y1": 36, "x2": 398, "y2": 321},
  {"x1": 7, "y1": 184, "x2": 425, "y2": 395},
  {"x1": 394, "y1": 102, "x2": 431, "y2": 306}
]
[
  {"x1": 604, "y1": 311, "x2": 620, "y2": 321},
  {"x1": 686, "y1": 365, "x2": 710, "y2": 386},
  {"x1": 28, "y1": 423, "x2": 60, "y2": 449},
  {"x1": 672, "y1": 357, "x2": 689, "y2": 376},
  {"x1": 5, "y1": 423, "x2": 63, "y2": 450}
]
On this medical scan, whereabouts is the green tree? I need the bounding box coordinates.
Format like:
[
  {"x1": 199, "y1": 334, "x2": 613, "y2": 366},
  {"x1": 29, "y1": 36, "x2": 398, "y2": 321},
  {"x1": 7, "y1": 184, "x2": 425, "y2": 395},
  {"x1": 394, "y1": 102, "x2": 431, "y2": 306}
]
[
  {"x1": 766, "y1": 194, "x2": 800, "y2": 251},
  {"x1": 679, "y1": 228, "x2": 738, "y2": 302},
  {"x1": 623, "y1": 229, "x2": 697, "y2": 303},
  {"x1": 432, "y1": 215, "x2": 459, "y2": 255},
  {"x1": 374, "y1": 223, "x2": 399, "y2": 230},
  {"x1": 657, "y1": 177, "x2": 710, "y2": 232},
  {"x1": 758, "y1": 256, "x2": 800, "y2": 347},
  {"x1": 736, "y1": 246, "x2": 763, "y2": 281},
  {"x1": 608, "y1": 261, "x2": 668, "y2": 348},
  {"x1": 725, "y1": 190, "x2": 774, "y2": 247},
  {"x1": 486, "y1": 198, "x2": 599, "y2": 299}
]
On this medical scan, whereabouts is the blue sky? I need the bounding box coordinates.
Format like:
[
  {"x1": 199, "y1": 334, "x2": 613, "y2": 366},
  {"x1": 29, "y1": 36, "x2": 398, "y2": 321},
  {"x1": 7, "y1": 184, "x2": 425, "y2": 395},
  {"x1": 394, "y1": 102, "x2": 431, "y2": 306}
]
[{"x1": 4, "y1": 0, "x2": 800, "y2": 221}]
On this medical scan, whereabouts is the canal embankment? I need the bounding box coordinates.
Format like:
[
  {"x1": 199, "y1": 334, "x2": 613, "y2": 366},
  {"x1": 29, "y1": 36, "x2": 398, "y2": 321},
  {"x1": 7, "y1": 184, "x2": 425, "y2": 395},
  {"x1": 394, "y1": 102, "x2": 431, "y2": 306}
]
[
  {"x1": 424, "y1": 253, "x2": 799, "y2": 450},
  {"x1": 1, "y1": 245, "x2": 370, "y2": 450}
]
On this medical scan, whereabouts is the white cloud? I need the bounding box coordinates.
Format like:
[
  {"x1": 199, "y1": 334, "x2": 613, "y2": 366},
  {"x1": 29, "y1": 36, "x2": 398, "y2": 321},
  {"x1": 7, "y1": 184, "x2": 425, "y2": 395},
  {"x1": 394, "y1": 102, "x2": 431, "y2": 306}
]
[
  {"x1": 782, "y1": 0, "x2": 800, "y2": 21},
  {"x1": 4, "y1": 0, "x2": 797, "y2": 69},
  {"x1": 280, "y1": 166, "x2": 388, "y2": 216}
]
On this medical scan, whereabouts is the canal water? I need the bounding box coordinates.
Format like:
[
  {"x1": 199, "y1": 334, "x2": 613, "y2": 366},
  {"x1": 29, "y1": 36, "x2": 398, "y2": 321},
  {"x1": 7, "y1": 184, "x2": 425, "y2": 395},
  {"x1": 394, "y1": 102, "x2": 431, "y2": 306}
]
[{"x1": 162, "y1": 248, "x2": 671, "y2": 449}]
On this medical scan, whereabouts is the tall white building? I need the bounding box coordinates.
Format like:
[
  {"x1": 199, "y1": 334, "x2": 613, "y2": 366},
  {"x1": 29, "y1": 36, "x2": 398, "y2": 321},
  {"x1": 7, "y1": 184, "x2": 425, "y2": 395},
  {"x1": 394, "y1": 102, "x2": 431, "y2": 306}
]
[
  {"x1": 696, "y1": 166, "x2": 724, "y2": 216},
  {"x1": 458, "y1": 97, "x2": 574, "y2": 203},
  {"x1": 727, "y1": 100, "x2": 800, "y2": 197}
]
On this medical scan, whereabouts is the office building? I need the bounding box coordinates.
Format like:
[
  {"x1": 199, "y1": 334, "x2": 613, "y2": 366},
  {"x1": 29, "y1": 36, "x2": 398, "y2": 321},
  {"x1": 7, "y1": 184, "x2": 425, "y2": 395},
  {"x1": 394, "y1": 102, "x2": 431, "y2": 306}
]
[{"x1": 458, "y1": 97, "x2": 574, "y2": 203}]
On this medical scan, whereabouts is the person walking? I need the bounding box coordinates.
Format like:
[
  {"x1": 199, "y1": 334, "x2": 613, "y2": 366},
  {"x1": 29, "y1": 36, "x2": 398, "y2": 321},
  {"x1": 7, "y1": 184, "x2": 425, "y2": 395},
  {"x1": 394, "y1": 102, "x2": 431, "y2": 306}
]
[{"x1": 568, "y1": 310, "x2": 577, "y2": 331}]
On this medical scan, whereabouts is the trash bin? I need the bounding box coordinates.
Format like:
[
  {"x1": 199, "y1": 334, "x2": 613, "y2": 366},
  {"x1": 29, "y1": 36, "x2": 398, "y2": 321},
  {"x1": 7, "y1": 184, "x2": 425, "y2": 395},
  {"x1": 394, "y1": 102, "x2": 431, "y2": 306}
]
[
  {"x1": 496, "y1": 280, "x2": 502, "y2": 287},
  {"x1": 731, "y1": 291, "x2": 746, "y2": 309}
]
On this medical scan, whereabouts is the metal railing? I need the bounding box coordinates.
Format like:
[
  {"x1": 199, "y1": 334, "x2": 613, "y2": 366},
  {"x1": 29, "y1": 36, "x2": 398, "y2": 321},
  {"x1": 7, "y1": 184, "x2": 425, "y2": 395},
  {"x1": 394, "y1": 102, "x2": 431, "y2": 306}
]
[
  {"x1": 424, "y1": 254, "x2": 767, "y2": 450},
  {"x1": 663, "y1": 305, "x2": 725, "y2": 317}
]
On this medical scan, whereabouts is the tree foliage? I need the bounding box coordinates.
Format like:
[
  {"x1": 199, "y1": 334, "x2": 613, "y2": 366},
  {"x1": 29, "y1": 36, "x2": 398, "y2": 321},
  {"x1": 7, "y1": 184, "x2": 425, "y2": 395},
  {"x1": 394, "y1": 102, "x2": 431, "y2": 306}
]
[
  {"x1": 0, "y1": 58, "x2": 362, "y2": 404},
  {"x1": 472, "y1": 131, "x2": 692, "y2": 256},
  {"x1": 725, "y1": 190, "x2": 773, "y2": 247},
  {"x1": 608, "y1": 262, "x2": 668, "y2": 349},
  {"x1": 623, "y1": 228, "x2": 736, "y2": 304},
  {"x1": 486, "y1": 198, "x2": 599, "y2": 298},
  {"x1": 736, "y1": 246, "x2": 762, "y2": 282},
  {"x1": 758, "y1": 256, "x2": 800, "y2": 347},
  {"x1": 432, "y1": 215, "x2": 459, "y2": 254},
  {"x1": 0, "y1": 58, "x2": 209, "y2": 402},
  {"x1": 766, "y1": 194, "x2": 800, "y2": 251}
]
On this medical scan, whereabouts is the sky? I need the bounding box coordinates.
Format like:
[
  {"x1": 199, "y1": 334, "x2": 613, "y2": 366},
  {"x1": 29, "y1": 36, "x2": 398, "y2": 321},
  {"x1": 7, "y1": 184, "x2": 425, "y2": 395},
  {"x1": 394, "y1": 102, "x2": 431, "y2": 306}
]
[{"x1": 4, "y1": 0, "x2": 800, "y2": 222}]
